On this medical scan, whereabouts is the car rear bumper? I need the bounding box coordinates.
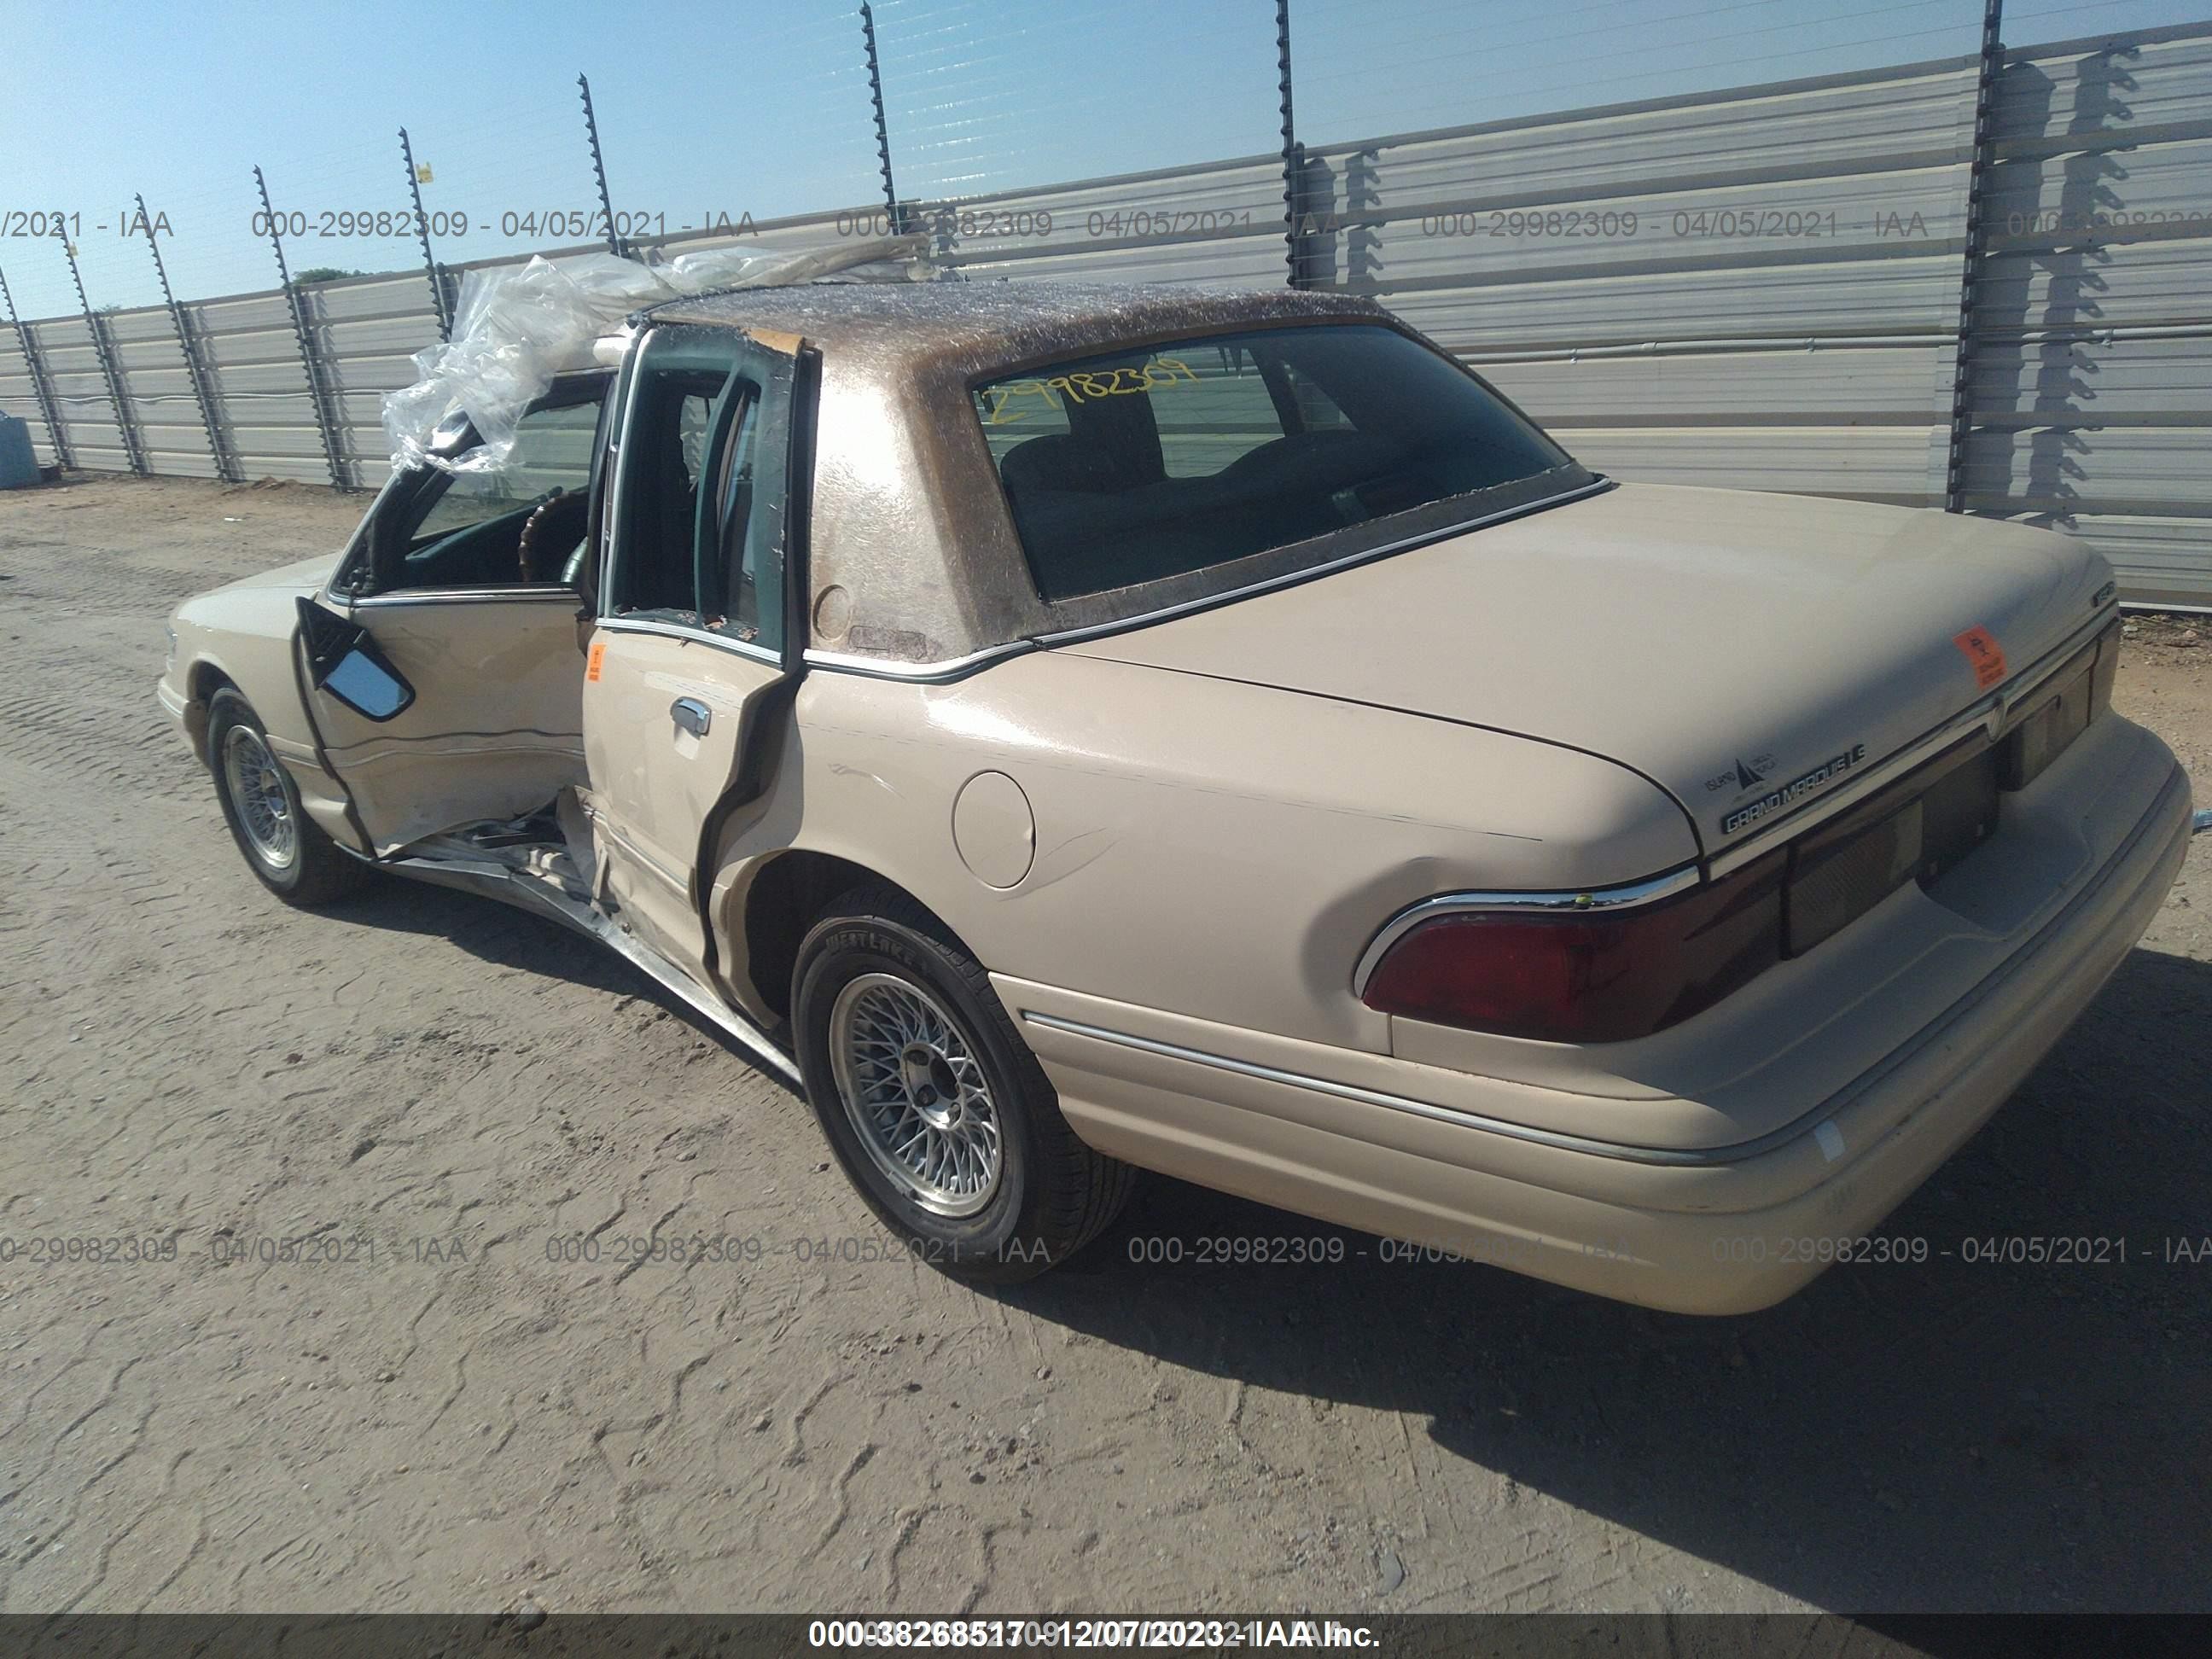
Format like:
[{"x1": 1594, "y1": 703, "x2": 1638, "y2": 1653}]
[{"x1": 1005, "y1": 752, "x2": 2192, "y2": 1314}]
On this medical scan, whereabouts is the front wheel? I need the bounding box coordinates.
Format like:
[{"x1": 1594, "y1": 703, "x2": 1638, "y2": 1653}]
[
  {"x1": 792, "y1": 888, "x2": 1135, "y2": 1283},
  {"x1": 207, "y1": 688, "x2": 370, "y2": 907}
]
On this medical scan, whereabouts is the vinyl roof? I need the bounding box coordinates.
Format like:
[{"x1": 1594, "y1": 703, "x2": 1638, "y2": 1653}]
[{"x1": 641, "y1": 279, "x2": 1388, "y2": 370}]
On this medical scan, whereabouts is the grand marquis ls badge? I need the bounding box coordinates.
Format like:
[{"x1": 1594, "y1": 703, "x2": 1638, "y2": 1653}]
[{"x1": 1720, "y1": 742, "x2": 1868, "y2": 836}]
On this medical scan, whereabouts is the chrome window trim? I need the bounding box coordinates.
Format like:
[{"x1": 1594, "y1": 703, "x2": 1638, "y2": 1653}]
[
  {"x1": 800, "y1": 475, "x2": 1615, "y2": 682},
  {"x1": 1027, "y1": 474, "x2": 1616, "y2": 653},
  {"x1": 597, "y1": 613, "x2": 782, "y2": 667},
  {"x1": 802, "y1": 640, "x2": 1039, "y2": 683},
  {"x1": 1350, "y1": 864, "x2": 1701, "y2": 998},
  {"x1": 1705, "y1": 605, "x2": 2119, "y2": 878},
  {"x1": 595, "y1": 326, "x2": 792, "y2": 666},
  {"x1": 350, "y1": 586, "x2": 581, "y2": 608}
]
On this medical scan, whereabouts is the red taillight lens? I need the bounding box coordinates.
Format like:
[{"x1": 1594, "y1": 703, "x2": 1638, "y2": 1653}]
[
  {"x1": 2000, "y1": 621, "x2": 2118, "y2": 792},
  {"x1": 1359, "y1": 853, "x2": 1784, "y2": 1043}
]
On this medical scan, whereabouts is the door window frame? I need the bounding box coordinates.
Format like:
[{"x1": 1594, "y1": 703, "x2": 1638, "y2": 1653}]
[
  {"x1": 332, "y1": 372, "x2": 613, "y2": 605},
  {"x1": 597, "y1": 324, "x2": 812, "y2": 675}
]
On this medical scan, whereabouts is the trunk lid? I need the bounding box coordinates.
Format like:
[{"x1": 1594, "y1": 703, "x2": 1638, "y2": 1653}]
[{"x1": 1059, "y1": 482, "x2": 2111, "y2": 854}]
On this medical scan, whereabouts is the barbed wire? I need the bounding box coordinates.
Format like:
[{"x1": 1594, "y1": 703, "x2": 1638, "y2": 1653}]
[{"x1": 2, "y1": 0, "x2": 2192, "y2": 325}]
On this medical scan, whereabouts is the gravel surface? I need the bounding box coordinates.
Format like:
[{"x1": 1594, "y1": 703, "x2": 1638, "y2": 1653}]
[{"x1": 2, "y1": 474, "x2": 2207, "y2": 1615}]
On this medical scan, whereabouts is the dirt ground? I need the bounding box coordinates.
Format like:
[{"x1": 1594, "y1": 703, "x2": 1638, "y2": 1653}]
[{"x1": 2, "y1": 474, "x2": 2208, "y2": 1616}]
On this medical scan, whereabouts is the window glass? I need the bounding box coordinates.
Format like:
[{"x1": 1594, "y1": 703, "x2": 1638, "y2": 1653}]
[
  {"x1": 608, "y1": 329, "x2": 793, "y2": 652},
  {"x1": 975, "y1": 376, "x2": 1072, "y2": 467},
  {"x1": 613, "y1": 366, "x2": 735, "y2": 616},
  {"x1": 716, "y1": 402, "x2": 784, "y2": 649},
  {"x1": 413, "y1": 399, "x2": 601, "y2": 541},
  {"x1": 969, "y1": 324, "x2": 1572, "y2": 602},
  {"x1": 364, "y1": 378, "x2": 608, "y2": 594},
  {"x1": 1150, "y1": 343, "x2": 1284, "y2": 478},
  {"x1": 1281, "y1": 360, "x2": 1353, "y2": 433}
]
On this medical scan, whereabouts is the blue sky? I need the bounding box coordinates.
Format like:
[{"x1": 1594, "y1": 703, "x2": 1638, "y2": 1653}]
[{"x1": 0, "y1": 0, "x2": 2193, "y2": 320}]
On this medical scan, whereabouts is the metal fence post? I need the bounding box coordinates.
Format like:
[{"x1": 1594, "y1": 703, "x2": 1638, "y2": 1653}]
[
  {"x1": 577, "y1": 74, "x2": 628, "y2": 258},
  {"x1": 859, "y1": 4, "x2": 907, "y2": 236},
  {"x1": 255, "y1": 166, "x2": 351, "y2": 491},
  {"x1": 1943, "y1": 0, "x2": 2005, "y2": 514},
  {"x1": 1277, "y1": 0, "x2": 1307, "y2": 288},
  {"x1": 137, "y1": 192, "x2": 235, "y2": 482},
  {"x1": 61, "y1": 235, "x2": 148, "y2": 474},
  {"x1": 0, "y1": 264, "x2": 72, "y2": 469},
  {"x1": 399, "y1": 129, "x2": 451, "y2": 341}
]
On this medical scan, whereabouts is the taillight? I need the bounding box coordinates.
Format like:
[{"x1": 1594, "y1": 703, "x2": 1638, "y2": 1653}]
[
  {"x1": 1359, "y1": 853, "x2": 1784, "y2": 1044},
  {"x1": 2000, "y1": 621, "x2": 2117, "y2": 792},
  {"x1": 1365, "y1": 621, "x2": 2121, "y2": 1046}
]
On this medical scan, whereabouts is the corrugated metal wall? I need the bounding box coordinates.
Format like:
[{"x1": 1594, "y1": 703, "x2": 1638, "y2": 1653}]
[
  {"x1": 1968, "y1": 26, "x2": 2212, "y2": 608},
  {"x1": 914, "y1": 154, "x2": 1295, "y2": 288},
  {"x1": 1307, "y1": 55, "x2": 1982, "y2": 509},
  {"x1": 4, "y1": 21, "x2": 2208, "y2": 602},
  {"x1": 20, "y1": 313, "x2": 138, "y2": 475},
  {"x1": 108, "y1": 303, "x2": 219, "y2": 480}
]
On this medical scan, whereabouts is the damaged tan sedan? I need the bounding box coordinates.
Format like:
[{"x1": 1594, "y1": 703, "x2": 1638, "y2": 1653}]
[{"x1": 159, "y1": 282, "x2": 2198, "y2": 1313}]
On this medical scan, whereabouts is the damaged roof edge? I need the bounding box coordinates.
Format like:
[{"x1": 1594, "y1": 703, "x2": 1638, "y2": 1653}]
[
  {"x1": 630, "y1": 234, "x2": 934, "y2": 327},
  {"x1": 641, "y1": 281, "x2": 1391, "y2": 369}
]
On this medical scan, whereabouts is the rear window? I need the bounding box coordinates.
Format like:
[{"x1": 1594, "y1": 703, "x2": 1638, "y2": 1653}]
[{"x1": 971, "y1": 324, "x2": 1574, "y2": 602}]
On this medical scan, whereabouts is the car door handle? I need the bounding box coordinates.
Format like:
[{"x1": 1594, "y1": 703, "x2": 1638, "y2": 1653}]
[{"x1": 671, "y1": 697, "x2": 711, "y2": 737}]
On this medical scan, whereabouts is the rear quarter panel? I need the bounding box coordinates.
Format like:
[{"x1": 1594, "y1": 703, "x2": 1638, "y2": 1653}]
[{"x1": 752, "y1": 649, "x2": 1697, "y2": 1052}]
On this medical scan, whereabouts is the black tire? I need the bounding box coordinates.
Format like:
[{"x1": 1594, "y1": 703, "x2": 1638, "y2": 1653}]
[
  {"x1": 792, "y1": 885, "x2": 1136, "y2": 1283},
  {"x1": 207, "y1": 688, "x2": 370, "y2": 907}
]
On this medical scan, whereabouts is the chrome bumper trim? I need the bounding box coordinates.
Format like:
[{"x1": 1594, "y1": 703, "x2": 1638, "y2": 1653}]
[{"x1": 1022, "y1": 1010, "x2": 1728, "y2": 1167}]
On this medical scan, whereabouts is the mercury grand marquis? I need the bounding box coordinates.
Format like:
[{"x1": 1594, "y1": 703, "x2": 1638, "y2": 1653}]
[{"x1": 157, "y1": 282, "x2": 2199, "y2": 1313}]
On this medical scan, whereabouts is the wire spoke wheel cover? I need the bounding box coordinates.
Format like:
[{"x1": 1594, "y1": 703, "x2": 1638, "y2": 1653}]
[
  {"x1": 829, "y1": 972, "x2": 1004, "y2": 1218},
  {"x1": 221, "y1": 724, "x2": 296, "y2": 872}
]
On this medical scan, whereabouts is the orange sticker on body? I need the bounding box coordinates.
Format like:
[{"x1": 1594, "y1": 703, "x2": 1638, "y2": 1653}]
[
  {"x1": 1952, "y1": 626, "x2": 2006, "y2": 689},
  {"x1": 585, "y1": 640, "x2": 606, "y2": 683}
]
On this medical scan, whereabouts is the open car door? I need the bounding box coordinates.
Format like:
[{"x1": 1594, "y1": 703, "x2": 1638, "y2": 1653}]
[
  {"x1": 297, "y1": 375, "x2": 610, "y2": 853},
  {"x1": 578, "y1": 324, "x2": 810, "y2": 980}
]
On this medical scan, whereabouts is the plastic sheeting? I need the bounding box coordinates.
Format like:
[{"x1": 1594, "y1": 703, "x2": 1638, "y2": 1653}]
[{"x1": 381, "y1": 236, "x2": 929, "y2": 474}]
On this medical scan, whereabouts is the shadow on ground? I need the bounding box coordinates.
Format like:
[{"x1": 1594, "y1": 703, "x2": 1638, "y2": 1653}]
[
  {"x1": 317, "y1": 865, "x2": 2209, "y2": 1610},
  {"x1": 1010, "y1": 946, "x2": 2212, "y2": 1613},
  {"x1": 317, "y1": 867, "x2": 804, "y2": 1094}
]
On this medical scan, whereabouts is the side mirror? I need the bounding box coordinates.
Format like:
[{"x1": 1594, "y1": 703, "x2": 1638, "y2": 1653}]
[
  {"x1": 322, "y1": 644, "x2": 415, "y2": 719},
  {"x1": 428, "y1": 409, "x2": 476, "y2": 457},
  {"x1": 296, "y1": 597, "x2": 416, "y2": 722}
]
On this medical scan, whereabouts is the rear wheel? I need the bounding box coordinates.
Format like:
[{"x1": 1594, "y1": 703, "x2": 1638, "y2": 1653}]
[
  {"x1": 207, "y1": 688, "x2": 369, "y2": 906},
  {"x1": 792, "y1": 887, "x2": 1135, "y2": 1282}
]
